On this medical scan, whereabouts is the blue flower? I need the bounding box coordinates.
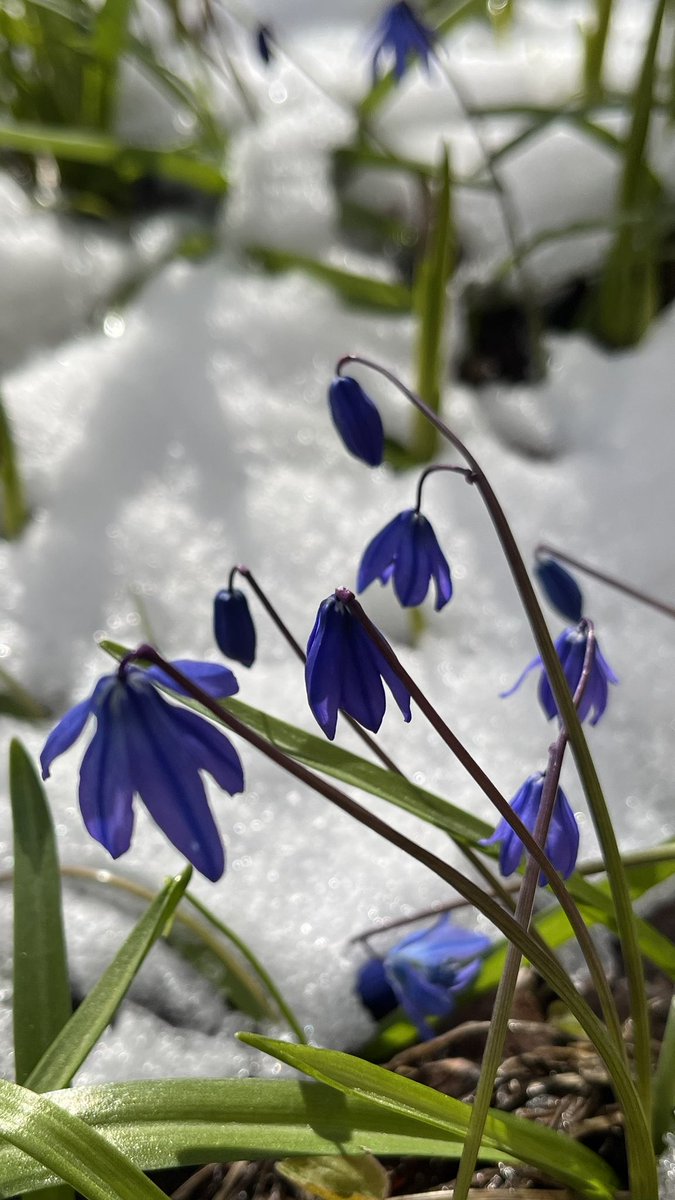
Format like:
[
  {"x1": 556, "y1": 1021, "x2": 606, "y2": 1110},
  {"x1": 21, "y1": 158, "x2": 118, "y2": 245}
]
[
  {"x1": 535, "y1": 557, "x2": 584, "y2": 623},
  {"x1": 255, "y1": 24, "x2": 273, "y2": 64},
  {"x1": 482, "y1": 772, "x2": 579, "y2": 884},
  {"x1": 328, "y1": 376, "x2": 384, "y2": 467},
  {"x1": 378, "y1": 916, "x2": 490, "y2": 1038},
  {"x1": 502, "y1": 624, "x2": 618, "y2": 725},
  {"x1": 355, "y1": 957, "x2": 397, "y2": 1021},
  {"x1": 40, "y1": 659, "x2": 244, "y2": 881},
  {"x1": 305, "y1": 592, "x2": 411, "y2": 739},
  {"x1": 214, "y1": 588, "x2": 256, "y2": 668},
  {"x1": 371, "y1": 2, "x2": 436, "y2": 84},
  {"x1": 357, "y1": 509, "x2": 452, "y2": 610}
]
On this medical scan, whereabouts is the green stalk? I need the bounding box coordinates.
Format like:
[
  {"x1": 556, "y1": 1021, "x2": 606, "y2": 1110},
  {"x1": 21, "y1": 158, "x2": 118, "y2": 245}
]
[{"x1": 583, "y1": 0, "x2": 613, "y2": 98}]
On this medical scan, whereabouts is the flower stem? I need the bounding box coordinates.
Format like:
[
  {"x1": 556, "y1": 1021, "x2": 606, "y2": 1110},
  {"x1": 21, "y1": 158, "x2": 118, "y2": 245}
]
[
  {"x1": 452, "y1": 626, "x2": 598, "y2": 1200},
  {"x1": 536, "y1": 542, "x2": 675, "y2": 621},
  {"x1": 414, "y1": 463, "x2": 475, "y2": 514},
  {"x1": 338, "y1": 354, "x2": 654, "y2": 1121}
]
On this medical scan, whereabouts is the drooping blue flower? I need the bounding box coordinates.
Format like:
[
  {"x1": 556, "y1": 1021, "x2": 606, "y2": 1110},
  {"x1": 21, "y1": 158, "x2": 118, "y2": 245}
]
[
  {"x1": 482, "y1": 772, "x2": 579, "y2": 885},
  {"x1": 370, "y1": 1, "x2": 436, "y2": 84},
  {"x1": 305, "y1": 592, "x2": 411, "y2": 739},
  {"x1": 535, "y1": 557, "x2": 584, "y2": 623},
  {"x1": 214, "y1": 588, "x2": 256, "y2": 668},
  {"x1": 255, "y1": 23, "x2": 273, "y2": 64},
  {"x1": 328, "y1": 376, "x2": 384, "y2": 467},
  {"x1": 379, "y1": 916, "x2": 491, "y2": 1038},
  {"x1": 502, "y1": 624, "x2": 618, "y2": 726},
  {"x1": 357, "y1": 509, "x2": 452, "y2": 611},
  {"x1": 355, "y1": 957, "x2": 398, "y2": 1021},
  {"x1": 40, "y1": 659, "x2": 244, "y2": 881}
]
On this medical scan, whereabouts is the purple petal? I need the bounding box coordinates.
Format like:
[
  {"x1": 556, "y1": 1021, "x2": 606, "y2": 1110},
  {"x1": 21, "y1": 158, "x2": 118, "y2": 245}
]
[
  {"x1": 124, "y1": 684, "x2": 225, "y2": 881},
  {"x1": 393, "y1": 916, "x2": 490, "y2": 967},
  {"x1": 340, "y1": 622, "x2": 387, "y2": 733},
  {"x1": 547, "y1": 788, "x2": 579, "y2": 880},
  {"x1": 371, "y1": 638, "x2": 412, "y2": 723},
  {"x1": 418, "y1": 518, "x2": 452, "y2": 611},
  {"x1": 356, "y1": 511, "x2": 409, "y2": 594},
  {"x1": 305, "y1": 599, "x2": 343, "y2": 739},
  {"x1": 165, "y1": 704, "x2": 244, "y2": 795},
  {"x1": 78, "y1": 688, "x2": 134, "y2": 859},
  {"x1": 145, "y1": 659, "x2": 239, "y2": 700},
  {"x1": 393, "y1": 515, "x2": 431, "y2": 608},
  {"x1": 40, "y1": 675, "x2": 115, "y2": 779},
  {"x1": 500, "y1": 654, "x2": 542, "y2": 700}
]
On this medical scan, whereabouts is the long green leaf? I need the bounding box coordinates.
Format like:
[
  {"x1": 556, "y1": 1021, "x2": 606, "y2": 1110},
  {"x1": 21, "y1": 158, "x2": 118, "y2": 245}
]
[
  {"x1": 0, "y1": 1077, "x2": 510, "y2": 1197},
  {"x1": 0, "y1": 394, "x2": 29, "y2": 540},
  {"x1": 240, "y1": 1036, "x2": 618, "y2": 1200},
  {"x1": 410, "y1": 148, "x2": 454, "y2": 461},
  {"x1": 11, "y1": 740, "x2": 71, "y2": 1085},
  {"x1": 25, "y1": 867, "x2": 191, "y2": 1092},
  {"x1": 0, "y1": 1079, "x2": 167, "y2": 1200},
  {"x1": 247, "y1": 247, "x2": 412, "y2": 312}
]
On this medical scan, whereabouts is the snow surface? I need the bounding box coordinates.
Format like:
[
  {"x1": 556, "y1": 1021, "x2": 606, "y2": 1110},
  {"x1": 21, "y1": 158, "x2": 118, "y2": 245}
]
[{"x1": 0, "y1": 0, "x2": 673, "y2": 1090}]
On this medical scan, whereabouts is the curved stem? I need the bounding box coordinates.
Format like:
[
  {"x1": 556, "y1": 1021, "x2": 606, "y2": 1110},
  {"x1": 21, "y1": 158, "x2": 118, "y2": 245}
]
[
  {"x1": 414, "y1": 463, "x2": 475, "y2": 514},
  {"x1": 127, "y1": 645, "x2": 654, "y2": 1193},
  {"x1": 337, "y1": 354, "x2": 653, "y2": 1121}
]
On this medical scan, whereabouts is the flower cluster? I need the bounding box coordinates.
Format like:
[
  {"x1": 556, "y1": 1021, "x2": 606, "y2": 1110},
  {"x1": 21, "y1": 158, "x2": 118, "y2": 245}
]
[
  {"x1": 356, "y1": 916, "x2": 491, "y2": 1038},
  {"x1": 41, "y1": 659, "x2": 243, "y2": 881}
]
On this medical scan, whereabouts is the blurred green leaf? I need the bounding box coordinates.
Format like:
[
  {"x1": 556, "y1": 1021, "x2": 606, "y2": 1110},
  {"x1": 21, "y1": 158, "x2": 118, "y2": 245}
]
[{"x1": 247, "y1": 246, "x2": 412, "y2": 312}]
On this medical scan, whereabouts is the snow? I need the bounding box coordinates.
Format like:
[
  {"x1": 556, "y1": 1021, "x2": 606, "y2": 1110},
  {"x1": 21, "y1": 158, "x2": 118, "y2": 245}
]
[{"x1": 0, "y1": 0, "x2": 673, "y2": 1097}]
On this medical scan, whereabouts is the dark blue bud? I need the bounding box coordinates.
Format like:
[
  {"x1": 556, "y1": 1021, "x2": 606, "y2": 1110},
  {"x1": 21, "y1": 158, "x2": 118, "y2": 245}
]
[
  {"x1": 256, "y1": 24, "x2": 273, "y2": 64},
  {"x1": 535, "y1": 557, "x2": 584, "y2": 623},
  {"x1": 355, "y1": 957, "x2": 397, "y2": 1020},
  {"x1": 328, "y1": 376, "x2": 384, "y2": 467},
  {"x1": 214, "y1": 588, "x2": 256, "y2": 668}
]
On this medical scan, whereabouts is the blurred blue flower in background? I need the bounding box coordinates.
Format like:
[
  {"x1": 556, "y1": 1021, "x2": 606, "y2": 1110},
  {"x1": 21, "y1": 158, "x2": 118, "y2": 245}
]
[
  {"x1": 357, "y1": 509, "x2": 452, "y2": 610},
  {"x1": 305, "y1": 592, "x2": 411, "y2": 739},
  {"x1": 357, "y1": 916, "x2": 491, "y2": 1038},
  {"x1": 328, "y1": 376, "x2": 384, "y2": 467},
  {"x1": 41, "y1": 659, "x2": 243, "y2": 881},
  {"x1": 482, "y1": 772, "x2": 579, "y2": 884},
  {"x1": 371, "y1": 1, "x2": 436, "y2": 83},
  {"x1": 214, "y1": 588, "x2": 257, "y2": 667},
  {"x1": 535, "y1": 556, "x2": 584, "y2": 623},
  {"x1": 502, "y1": 624, "x2": 617, "y2": 725}
]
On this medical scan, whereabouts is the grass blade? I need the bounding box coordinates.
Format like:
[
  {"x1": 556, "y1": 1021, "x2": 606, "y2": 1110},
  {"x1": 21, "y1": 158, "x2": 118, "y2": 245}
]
[
  {"x1": 25, "y1": 867, "x2": 192, "y2": 1092},
  {"x1": 10, "y1": 740, "x2": 71, "y2": 1085},
  {"x1": 240, "y1": 1036, "x2": 619, "y2": 1200},
  {"x1": 247, "y1": 247, "x2": 412, "y2": 312}
]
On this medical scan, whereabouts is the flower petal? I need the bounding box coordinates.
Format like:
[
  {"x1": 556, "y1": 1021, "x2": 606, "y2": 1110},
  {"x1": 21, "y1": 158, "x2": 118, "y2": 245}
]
[
  {"x1": 547, "y1": 788, "x2": 579, "y2": 880},
  {"x1": 392, "y1": 514, "x2": 431, "y2": 607},
  {"x1": 328, "y1": 377, "x2": 384, "y2": 467},
  {"x1": 339, "y1": 621, "x2": 387, "y2": 733},
  {"x1": 213, "y1": 589, "x2": 256, "y2": 668},
  {"x1": 393, "y1": 916, "x2": 490, "y2": 968},
  {"x1": 305, "y1": 599, "x2": 344, "y2": 739},
  {"x1": 419, "y1": 517, "x2": 453, "y2": 611},
  {"x1": 78, "y1": 687, "x2": 134, "y2": 859},
  {"x1": 40, "y1": 675, "x2": 115, "y2": 780},
  {"x1": 125, "y1": 683, "x2": 225, "y2": 881},
  {"x1": 356, "y1": 511, "x2": 408, "y2": 594},
  {"x1": 145, "y1": 659, "x2": 239, "y2": 700},
  {"x1": 166, "y1": 705, "x2": 244, "y2": 795},
  {"x1": 500, "y1": 654, "x2": 542, "y2": 700}
]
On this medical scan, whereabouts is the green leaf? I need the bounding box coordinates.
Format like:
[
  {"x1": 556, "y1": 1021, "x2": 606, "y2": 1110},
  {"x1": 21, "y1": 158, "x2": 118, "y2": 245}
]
[
  {"x1": 0, "y1": 1077, "x2": 507, "y2": 1197},
  {"x1": 0, "y1": 120, "x2": 227, "y2": 194},
  {"x1": 410, "y1": 148, "x2": 454, "y2": 462},
  {"x1": 0, "y1": 1079, "x2": 167, "y2": 1200},
  {"x1": 247, "y1": 246, "x2": 412, "y2": 312},
  {"x1": 0, "y1": 392, "x2": 29, "y2": 539},
  {"x1": 10, "y1": 740, "x2": 71, "y2": 1085},
  {"x1": 25, "y1": 867, "x2": 192, "y2": 1092},
  {"x1": 239, "y1": 1036, "x2": 618, "y2": 1200},
  {"x1": 653, "y1": 994, "x2": 675, "y2": 1149}
]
